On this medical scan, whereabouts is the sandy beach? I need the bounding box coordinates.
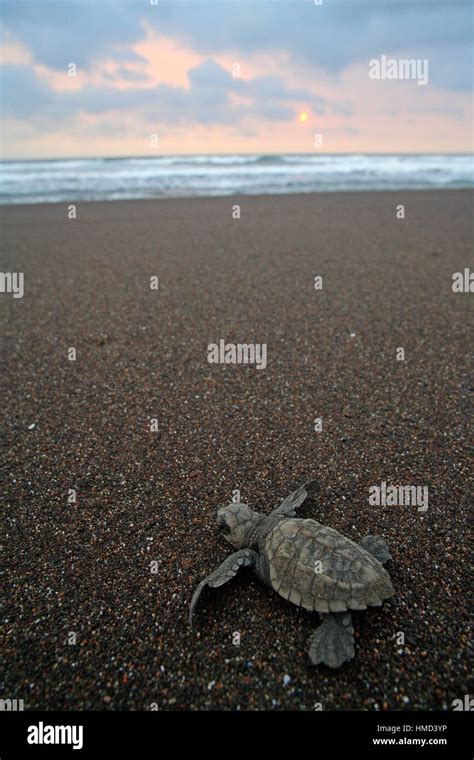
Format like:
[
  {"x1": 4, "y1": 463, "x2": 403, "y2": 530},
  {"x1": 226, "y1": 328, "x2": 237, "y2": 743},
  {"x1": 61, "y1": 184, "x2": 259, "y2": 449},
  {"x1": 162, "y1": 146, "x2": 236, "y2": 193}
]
[{"x1": 1, "y1": 190, "x2": 472, "y2": 710}]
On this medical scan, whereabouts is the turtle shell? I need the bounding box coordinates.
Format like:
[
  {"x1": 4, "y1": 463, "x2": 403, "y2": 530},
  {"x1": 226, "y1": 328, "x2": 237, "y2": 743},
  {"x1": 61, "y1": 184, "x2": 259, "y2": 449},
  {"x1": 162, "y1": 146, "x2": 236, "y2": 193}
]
[{"x1": 262, "y1": 517, "x2": 394, "y2": 613}]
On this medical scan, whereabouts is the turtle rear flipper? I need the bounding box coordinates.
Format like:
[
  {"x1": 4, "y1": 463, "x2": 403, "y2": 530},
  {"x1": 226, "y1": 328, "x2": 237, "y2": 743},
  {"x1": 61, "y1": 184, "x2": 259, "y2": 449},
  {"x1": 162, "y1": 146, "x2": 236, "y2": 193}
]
[
  {"x1": 189, "y1": 549, "x2": 258, "y2": 626},
  {"x1": 308, "y1": 613, "x2": 355, "y2": 669},
  {"x1": 359, "y1": 535, "x2": 392, "y2": 565},
  {"x1": 272, "y1": 481, "x2": 319, "y2": 517}
]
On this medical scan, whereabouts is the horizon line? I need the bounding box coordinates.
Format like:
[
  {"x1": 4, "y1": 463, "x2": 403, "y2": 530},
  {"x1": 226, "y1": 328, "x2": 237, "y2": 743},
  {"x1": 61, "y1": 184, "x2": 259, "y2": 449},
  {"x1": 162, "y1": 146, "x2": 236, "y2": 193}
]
[{"x1": 1, "y1": 150, "x2": 473, "y2": 163}]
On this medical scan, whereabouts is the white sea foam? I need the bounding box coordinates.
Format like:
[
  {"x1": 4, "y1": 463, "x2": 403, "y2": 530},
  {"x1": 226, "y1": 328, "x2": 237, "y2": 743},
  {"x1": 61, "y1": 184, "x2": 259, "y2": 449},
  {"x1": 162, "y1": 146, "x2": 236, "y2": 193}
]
[{"x1": 0, "y1": 154, "x2": 472, "y2": 204}]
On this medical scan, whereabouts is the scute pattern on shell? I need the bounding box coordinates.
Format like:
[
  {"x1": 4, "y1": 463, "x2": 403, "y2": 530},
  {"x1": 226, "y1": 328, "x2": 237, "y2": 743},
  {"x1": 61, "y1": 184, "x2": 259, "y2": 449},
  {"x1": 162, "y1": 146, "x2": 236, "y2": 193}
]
[{"x1": 263, "y1": 518, "x2": 394, "y2": 613}]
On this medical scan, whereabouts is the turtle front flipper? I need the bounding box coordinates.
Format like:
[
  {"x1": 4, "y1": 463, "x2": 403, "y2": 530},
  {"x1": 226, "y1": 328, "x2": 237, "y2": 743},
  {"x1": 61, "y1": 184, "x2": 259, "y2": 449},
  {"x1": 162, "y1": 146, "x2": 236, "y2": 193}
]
[
  {"x1": 271, "y1": 481, "x2": 319, "y2": 518},
  {"x1": 359, "y1": 535, "x2": 392, "y2": 565},
  {"x1": 308, "y1": 613, "x2": 355, "y2": 668},
  {"x1": 189, "y1": 549, "x2": 258, "y2": 626}
]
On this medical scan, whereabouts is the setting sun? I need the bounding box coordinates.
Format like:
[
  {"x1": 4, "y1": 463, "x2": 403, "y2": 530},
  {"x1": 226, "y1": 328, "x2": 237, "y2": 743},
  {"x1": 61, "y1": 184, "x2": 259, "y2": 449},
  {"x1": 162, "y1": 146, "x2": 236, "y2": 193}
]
[{"x1": 299, "y1": 111, "x2": 309, "y2": 123}]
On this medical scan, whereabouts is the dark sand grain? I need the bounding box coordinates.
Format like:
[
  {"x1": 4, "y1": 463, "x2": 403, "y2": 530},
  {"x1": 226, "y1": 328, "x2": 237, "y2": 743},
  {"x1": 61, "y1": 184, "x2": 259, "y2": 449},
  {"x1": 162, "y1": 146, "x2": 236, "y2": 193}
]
[{"x1": 1, "y1": 191, "x2": 473, "y2": 710}]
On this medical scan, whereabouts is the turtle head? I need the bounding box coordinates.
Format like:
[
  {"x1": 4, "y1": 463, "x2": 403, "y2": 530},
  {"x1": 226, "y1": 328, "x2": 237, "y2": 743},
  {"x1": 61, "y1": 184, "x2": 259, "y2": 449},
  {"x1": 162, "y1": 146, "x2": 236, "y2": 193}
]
[{"x1": 217, "y1": 503, "x2": 261, "y2": 549}]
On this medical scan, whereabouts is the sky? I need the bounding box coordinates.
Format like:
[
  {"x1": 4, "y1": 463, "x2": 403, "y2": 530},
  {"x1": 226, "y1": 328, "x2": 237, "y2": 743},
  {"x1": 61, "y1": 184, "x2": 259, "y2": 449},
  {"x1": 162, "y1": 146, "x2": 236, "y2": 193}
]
[{"x1": 0, "y1": 0, "x2": 472, "y2": 159}]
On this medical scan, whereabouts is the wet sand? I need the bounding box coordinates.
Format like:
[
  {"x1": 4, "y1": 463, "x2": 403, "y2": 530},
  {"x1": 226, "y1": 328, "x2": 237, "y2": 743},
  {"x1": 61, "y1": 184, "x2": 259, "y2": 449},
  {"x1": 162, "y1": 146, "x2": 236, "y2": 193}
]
[{"x1": 1, "y1": 190, "x2": 472, "y2": 710}]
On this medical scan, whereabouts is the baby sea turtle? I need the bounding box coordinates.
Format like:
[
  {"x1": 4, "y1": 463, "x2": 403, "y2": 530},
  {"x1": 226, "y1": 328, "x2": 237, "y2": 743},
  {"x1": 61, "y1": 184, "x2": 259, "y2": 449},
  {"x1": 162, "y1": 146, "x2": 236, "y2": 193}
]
[{"x1": 190, "y1": 481, "x2": 394, "y2": 668}]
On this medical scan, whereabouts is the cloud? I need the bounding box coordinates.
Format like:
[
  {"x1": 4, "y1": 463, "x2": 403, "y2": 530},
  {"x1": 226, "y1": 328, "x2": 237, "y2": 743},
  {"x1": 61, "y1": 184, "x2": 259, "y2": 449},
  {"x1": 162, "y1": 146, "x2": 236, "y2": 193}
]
[
  {"x1": 0, "y1": 58, "x2": 321, "y2": 127},
  {"x1": 0, "y1": 64, "x2": 51, "y2": 118},
  {"x1": 188, "y1": 59, "x2": 230, "y2": 90},
  {"x1": 1, "y1": 1, "x2": 471, "y2": 156},
  {"x1": 0, "y1": 0, "x2": 144, "y2": 69},
  {"x1": 1, "y1": 0, "x2": 471, "y2": 91}
]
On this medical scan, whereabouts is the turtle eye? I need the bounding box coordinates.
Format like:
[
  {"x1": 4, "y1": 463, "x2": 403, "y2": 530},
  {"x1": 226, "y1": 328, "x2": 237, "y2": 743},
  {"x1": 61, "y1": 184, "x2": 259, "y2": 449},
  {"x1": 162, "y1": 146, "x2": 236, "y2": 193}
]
[{"x1": 217, "y1": 515, "x2": 231, "y2": 534}]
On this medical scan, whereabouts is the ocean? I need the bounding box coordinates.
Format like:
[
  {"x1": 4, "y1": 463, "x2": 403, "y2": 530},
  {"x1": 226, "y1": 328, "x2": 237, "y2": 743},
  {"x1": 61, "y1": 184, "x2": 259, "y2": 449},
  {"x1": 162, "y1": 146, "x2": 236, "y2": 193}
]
[{"x1": 0, "y1": 153, "x2": 472, "y2": 205}]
